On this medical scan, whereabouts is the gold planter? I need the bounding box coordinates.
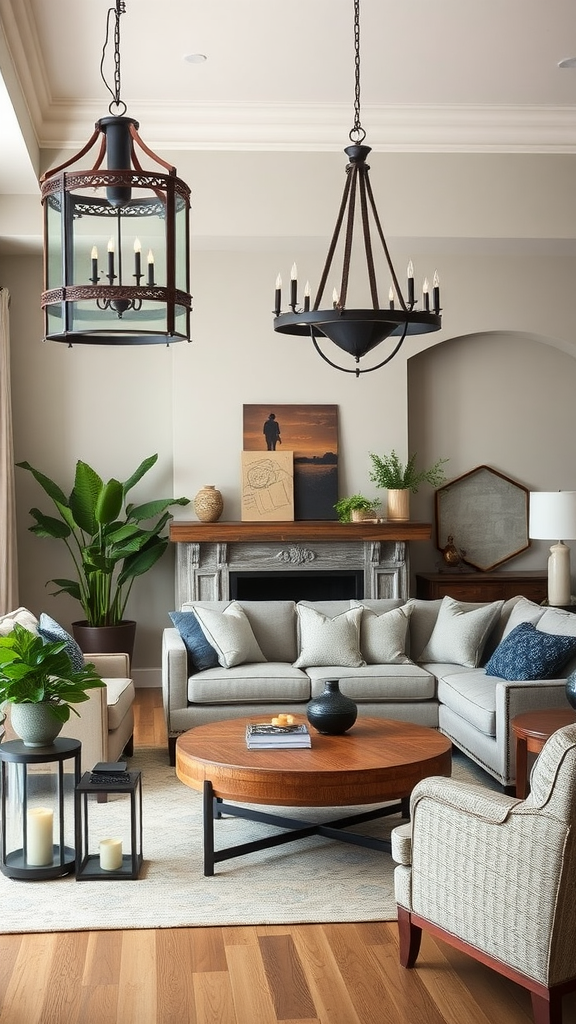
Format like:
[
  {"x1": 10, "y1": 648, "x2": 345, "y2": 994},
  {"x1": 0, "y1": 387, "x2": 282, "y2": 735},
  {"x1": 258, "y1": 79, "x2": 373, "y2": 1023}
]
[{"x1": 387, "y1": 489, "x2": 410, "y2": 521}]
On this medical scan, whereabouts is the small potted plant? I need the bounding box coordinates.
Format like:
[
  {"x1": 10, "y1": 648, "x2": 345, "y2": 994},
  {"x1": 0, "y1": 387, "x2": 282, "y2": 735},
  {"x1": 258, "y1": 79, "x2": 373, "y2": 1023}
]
[
  {"x1": 369, "y1": 450, "x2": 448, "y2": 521},
  {"x1": 334, "y1": 494, "x2": 381, "y2": 523},
  {"x1": 0, "y1": 623, "x2": 105, "y2": 746}
]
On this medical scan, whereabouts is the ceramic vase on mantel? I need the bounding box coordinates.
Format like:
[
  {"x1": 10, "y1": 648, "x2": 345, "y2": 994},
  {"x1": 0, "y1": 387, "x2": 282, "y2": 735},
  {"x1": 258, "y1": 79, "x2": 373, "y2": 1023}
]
[
  {"x1": 387, "y1": 489, "x2": 410, "y2": 522},
  {"x1": 193, "y1": 485, "x2": 224, "y2": 523},
  {"x1": 306, "y1": 679, "x2": 358, "y2": 735}
]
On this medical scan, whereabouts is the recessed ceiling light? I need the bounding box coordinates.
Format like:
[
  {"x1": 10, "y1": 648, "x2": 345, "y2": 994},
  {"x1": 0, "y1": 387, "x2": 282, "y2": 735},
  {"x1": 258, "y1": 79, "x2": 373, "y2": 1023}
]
[
  {"x1": 184, "y1": 53, "x2": 207, "y2": 64},
  {"x1": 558, "y1": 57, "x2": 576, "y2": 68}
]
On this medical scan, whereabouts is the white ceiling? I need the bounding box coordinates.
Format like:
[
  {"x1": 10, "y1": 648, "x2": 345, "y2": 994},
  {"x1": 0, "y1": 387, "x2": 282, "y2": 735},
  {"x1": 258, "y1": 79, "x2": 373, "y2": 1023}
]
[{"x1": 1, "y1": 0, "x2": 576, "y2": 190}]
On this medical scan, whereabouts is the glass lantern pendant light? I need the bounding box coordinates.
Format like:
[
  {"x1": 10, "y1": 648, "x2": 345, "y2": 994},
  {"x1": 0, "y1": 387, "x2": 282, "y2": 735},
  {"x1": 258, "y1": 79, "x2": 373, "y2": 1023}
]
[
  {"x1": 40, "y1": 1, "x2": 192, "y2": 346},
  {"x1": 273, "y1": 0, "x2": 442, "y2": 376}
]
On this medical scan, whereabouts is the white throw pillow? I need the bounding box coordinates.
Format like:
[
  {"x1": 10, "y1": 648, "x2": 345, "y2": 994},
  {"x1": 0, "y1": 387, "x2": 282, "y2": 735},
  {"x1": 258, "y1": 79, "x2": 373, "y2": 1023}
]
[
  {"x1": 293, "y1": 605, "x2": 365, "y2": 669},
  {"x1": 192, "y1": 602, "x2": 266, "y2": 669},
  {"x1": 351, "y1": 601, "x2": 412, "y2": 664},
  {"x1": 418, "y1": 596, "x2": 504, "y2": 668},
  {"x1": 0, "y1": 607, "x2": 39, "y2": 636}
]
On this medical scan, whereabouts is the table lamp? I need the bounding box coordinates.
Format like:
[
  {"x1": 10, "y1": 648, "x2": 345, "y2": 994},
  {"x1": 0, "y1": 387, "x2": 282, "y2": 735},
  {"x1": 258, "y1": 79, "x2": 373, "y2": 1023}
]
[{"x1": 529, "y1": 491, "x2": 576, "y2": 606}]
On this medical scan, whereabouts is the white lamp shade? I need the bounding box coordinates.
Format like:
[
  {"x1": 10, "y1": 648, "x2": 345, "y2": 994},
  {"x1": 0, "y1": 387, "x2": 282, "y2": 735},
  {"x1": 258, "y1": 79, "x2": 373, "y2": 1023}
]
[{"x1": 529, "y1": 492, "x2": 576, "y2": 541}]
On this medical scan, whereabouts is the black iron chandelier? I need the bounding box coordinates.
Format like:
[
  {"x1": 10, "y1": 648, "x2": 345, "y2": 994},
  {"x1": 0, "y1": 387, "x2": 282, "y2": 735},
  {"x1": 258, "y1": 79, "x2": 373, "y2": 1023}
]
[
  {"x1": 273, "y1": 0, "x2": 442, "y2": 376},
  {"x1": 40, "y1": 1, "x2": 192, "y2": 346}
]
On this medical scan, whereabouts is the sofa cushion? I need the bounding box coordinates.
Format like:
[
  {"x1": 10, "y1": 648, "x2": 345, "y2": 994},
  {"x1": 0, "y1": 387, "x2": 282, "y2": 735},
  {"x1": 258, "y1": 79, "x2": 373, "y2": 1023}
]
[
  {"x1": 436, "y1": 669, "x2": 497, "y2": 736},
  {"x1": 192, "y1": 602, "x2": 266, "y2": 668},
  {"x1": 104, "y1": 677, "x2": 136, "y2": 731},
  {"x1": 187, "y1": 662, "x2": 310, "y2": 704},
  {"x1": 418, "y1": 597, "x2": 504, "y2": 668},
  {"x1": 37, "y1": 612, "x2": 86, "y2": 672},
  {"x1": 484, "y1": 621, "x2": 576, "y2": 680},
  {"x1": 0, "y1": 606, "x2": 39, "y2": 636},
  {"x1": 501, "y1": 597, "x2": 546, "y2": 638},
  {"x1": 351, "y1": 601, "x2": 412, "y2": 663},
  {"x1": 404, "y1": 599, "x2": 443, "y2": 660},
  {"x1": 293, "y1": 604, "x2": 365, "y2": 669},
  {"x1": 182, "y1": 600, "x2": 298, "y2": 663},
  {"x1": 306, "y1": 663, "x2": 436, "y2": 701},
  {"x1": 169, "y1": 611, "x2": 219, "y2": 672}
]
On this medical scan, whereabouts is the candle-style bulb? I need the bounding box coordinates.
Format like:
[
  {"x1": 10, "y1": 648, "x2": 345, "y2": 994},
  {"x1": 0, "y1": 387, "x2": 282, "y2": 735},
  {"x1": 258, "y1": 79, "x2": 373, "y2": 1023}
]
[
  {"x1": 291, "y1": 263, "x2": 297, "y2": 280},
  {"x1": 91, "y1": 245, "x2": 98, "y2": 260},
  {"x1": 276, "y1": 273, "x2": 282, "y2": 289},
  {"x1": 423, "y1": 277, "x2": 430, "y2": 311},
  {"x1": 107, "y1": 238, "x2": 114, "y2": 253},
  {"x1": 433, "y1": 270, "x2": 439, "y2": 288},
  {"x1": 423, "y1": 277, "x2": 429, "y2": 294},
  {"x1": 432, "y1": 269, "x2": 441, "y2": 314},
  {"x1": 147, "y1": 249, "x2": 154, "y2": 264},
  {"x1": 407, "y1": 260, "x2": 414, "y2": 279},
  {"x1": 332, "y1": 287, "x2": 339, "y2": 308},
  {"x1": 304, "y1": 280, "x2": 311, "y2": 312}
]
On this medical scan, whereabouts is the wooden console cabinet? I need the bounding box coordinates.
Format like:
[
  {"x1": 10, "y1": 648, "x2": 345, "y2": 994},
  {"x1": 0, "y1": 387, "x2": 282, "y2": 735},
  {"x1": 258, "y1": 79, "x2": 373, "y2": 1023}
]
[{"x1": 415, "y1": 571, "x2": 548, "y2": 604}]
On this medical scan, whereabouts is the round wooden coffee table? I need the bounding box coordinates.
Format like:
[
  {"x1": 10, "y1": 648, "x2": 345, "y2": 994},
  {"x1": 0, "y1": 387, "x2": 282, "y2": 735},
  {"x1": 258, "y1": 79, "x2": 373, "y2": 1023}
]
[
  {"x1": 176, "y1": 715, "x2": 452, "y2": 875},
  {"x1": 512, "y1": 708, "x2": 576, "y2": 798}
]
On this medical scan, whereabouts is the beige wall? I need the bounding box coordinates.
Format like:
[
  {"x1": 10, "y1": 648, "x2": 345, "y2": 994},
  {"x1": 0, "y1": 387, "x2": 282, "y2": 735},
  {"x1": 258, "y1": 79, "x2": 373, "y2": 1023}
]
[{"x1": 3, "y1": 151, "x2": 576, "y2": 681}]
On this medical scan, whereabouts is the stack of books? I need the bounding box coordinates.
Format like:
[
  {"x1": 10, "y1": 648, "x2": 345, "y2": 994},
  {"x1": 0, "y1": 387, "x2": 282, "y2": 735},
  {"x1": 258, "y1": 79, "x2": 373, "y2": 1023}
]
[{"x1": 246, "y1": 722, "x2": 312, "y2": 749}]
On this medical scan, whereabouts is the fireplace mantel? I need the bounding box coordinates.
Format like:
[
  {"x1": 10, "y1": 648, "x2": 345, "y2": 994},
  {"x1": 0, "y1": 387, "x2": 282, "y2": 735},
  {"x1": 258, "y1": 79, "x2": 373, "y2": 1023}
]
[
  {"x1": 170, "y1": 520, "x2": 431, "y2": 605},
  {"x1": 169, "y1": 520, "x2": 431, "y2": 544}
]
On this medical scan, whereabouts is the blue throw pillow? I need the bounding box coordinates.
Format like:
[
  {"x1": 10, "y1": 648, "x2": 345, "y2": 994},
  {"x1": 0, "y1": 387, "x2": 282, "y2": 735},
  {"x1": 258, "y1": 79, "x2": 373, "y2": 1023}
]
[
  {"x1": 169, "y1": 611, "x2": 219, "y2": 673},
  {"x1": 485, "y1": 621, "x2": 576, "y2": 680},
  {"x1": 38, "y1": 612, "x2": 85, "y2": 672}
]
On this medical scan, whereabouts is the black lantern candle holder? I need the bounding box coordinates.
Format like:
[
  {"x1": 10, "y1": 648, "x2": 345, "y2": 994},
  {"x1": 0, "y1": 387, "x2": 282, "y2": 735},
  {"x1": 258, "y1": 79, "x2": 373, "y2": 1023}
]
[
  {"x1": 0, "y1": 738, "x2": 81, "y2": 880},
  {"x1": 75, "y1": 769, "x2": 143, "y2": 880}
]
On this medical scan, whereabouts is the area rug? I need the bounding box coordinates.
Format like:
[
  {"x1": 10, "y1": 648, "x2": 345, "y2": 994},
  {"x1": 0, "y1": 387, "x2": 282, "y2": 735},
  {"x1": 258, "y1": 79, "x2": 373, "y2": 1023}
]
[{"x1": 0, "y1": 745, "x2": 497, "y2": 934}]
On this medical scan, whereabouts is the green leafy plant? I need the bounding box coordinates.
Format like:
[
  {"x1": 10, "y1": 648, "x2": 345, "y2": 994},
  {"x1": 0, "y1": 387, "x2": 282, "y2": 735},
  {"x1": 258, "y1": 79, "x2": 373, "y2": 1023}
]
[
  {"x1": 334, "y1": 494, "x2": 381, "y2": 523},
  {"x1": 17, "y1": 454, "x2": 190, "y2": 627},
  {"x1": 369, "y1": 451, "x2": 448, "y2": 494},
  {"x1": 0, "y1": 624, "x2": 104, "y2": 723}
]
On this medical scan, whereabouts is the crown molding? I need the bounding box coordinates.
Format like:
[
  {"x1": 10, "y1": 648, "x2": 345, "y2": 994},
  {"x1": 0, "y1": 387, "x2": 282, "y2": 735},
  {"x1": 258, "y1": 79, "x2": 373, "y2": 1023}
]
[{"x1": 37, "y1": 101, "x2": 576, "y2": 155}]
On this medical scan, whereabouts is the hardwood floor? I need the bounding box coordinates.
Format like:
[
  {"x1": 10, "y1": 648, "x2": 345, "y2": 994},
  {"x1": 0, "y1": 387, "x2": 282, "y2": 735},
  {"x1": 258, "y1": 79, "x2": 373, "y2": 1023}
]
[{"x1": 1, "y1": 689, "x2": 575, "y2": 1024}]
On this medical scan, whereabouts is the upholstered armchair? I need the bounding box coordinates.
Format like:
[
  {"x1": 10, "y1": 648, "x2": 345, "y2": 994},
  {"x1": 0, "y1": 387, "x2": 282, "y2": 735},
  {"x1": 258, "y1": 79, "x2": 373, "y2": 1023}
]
[{"x1": 392, "y1": 725, "x2": 576, "y2": 1024}]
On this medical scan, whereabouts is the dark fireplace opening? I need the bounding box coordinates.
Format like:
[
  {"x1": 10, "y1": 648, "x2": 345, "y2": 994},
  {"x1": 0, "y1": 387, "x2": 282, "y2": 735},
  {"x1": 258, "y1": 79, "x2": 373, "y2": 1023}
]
[{"x1": 230, "y1": 570, "x2": 364, "y2": 602}]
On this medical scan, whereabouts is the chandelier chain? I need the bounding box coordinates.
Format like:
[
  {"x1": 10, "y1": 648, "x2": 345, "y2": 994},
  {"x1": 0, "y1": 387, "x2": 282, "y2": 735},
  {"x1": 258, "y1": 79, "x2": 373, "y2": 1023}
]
[
  {"x1": 350, "y1": 0, "x2": 366, "y2": 144},
  {"x1": 100, "y1": 1, "x2": 127, "y2": 116}
]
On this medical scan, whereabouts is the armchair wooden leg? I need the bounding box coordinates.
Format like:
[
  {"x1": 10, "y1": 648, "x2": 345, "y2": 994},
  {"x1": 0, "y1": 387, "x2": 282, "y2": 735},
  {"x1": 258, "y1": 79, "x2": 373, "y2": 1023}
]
[
  {"x1": 531, "y1": 990, "x2": 562, "y2": 1024},
  {"x1": 398, "y1": 906, "x2": 422, "y2": 968}
]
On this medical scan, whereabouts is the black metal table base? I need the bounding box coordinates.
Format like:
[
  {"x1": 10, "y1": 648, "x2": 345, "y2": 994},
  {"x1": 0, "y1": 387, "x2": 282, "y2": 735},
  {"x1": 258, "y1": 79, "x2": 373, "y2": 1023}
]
[{"x1": 202, "y1": 781, "x2": 409, "y2": 876}]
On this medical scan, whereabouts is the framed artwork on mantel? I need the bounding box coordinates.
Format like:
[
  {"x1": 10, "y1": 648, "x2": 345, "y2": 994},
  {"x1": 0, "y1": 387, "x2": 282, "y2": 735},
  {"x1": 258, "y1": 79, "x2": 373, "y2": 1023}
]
[
  {"x1": 241, "y1": 451, "x2": 294, "y2": 522},
  {"x1": 243, "y1": 404, "x2": 339, "y2": 520}
]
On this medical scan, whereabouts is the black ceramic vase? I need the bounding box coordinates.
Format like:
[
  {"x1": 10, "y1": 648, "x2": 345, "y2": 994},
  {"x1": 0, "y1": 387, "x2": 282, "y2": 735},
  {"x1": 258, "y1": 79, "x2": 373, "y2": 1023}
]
[
  {"x1": 306, "y1": 679, "x2": 357, "y2": 735},
  {"x1": 566, "y1": 670, "x2": 576, "y2": 710}
]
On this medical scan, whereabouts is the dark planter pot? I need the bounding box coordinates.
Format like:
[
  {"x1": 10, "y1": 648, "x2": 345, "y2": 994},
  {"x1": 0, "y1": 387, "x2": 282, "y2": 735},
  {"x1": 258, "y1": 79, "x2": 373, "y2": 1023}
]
[
  {"x1": 72, "y1": 620, "x2": 136, "y2": 666},
  {"x1": 306, "y1": 678, "x2": 358, "y2": 735}
]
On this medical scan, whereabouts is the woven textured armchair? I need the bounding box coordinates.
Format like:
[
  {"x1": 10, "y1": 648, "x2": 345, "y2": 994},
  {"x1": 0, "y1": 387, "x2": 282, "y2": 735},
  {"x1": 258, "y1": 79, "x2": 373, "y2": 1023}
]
[{"x1": 392, "y1": 724, "x2": 576, "y2": 1024}]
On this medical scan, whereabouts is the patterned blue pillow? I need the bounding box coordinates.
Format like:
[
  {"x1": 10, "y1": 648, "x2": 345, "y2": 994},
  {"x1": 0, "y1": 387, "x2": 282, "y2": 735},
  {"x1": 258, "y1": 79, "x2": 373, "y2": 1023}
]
[
  {"x1": 485, "y1": 621, "x2": 576, "y2": 680},
  {"x1": 169, "y1": 611, "x2": 219, "y2": 673},
  {"x1": 38, "y1": 613, "x2": 85, "y2": 672}
]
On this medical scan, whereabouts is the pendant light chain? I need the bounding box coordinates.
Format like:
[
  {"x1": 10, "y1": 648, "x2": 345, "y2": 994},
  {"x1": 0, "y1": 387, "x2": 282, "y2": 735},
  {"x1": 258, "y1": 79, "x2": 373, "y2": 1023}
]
[
  {"x1": 100, "y1": 1, "x2": 127, "y2": 116},
  {"x1": 350, "y1": 0, "x2": 366, "y2": 145}
]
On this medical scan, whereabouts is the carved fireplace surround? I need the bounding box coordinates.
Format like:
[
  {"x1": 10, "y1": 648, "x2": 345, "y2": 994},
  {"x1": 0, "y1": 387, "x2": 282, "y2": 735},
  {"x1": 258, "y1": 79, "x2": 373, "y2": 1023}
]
[{"x1": 169, "y1": 521, "x2": 431, "y2": 605}]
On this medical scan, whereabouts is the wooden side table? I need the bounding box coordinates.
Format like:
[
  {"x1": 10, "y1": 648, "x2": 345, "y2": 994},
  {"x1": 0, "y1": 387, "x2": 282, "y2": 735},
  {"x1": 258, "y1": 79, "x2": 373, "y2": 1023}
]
[{"x1": 511, "y1": 709, "x2": 576, "y2": 799}]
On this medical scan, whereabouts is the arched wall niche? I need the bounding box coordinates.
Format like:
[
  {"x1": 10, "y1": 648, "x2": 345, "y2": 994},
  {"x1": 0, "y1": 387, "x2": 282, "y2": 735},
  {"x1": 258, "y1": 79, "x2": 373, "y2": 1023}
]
[{"x1": 406, "y1": 329, "x2": 576, "y2": 580}]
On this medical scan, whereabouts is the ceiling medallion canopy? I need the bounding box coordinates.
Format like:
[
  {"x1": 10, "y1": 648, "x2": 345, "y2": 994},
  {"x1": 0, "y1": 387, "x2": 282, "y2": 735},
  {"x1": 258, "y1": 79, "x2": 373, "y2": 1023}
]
[
  {"x1": 273, "y1": 0, "x2": 442, "y2": 376},
  {"x1": 40, "y1": 1, "x2": 192, "y2": 347}
]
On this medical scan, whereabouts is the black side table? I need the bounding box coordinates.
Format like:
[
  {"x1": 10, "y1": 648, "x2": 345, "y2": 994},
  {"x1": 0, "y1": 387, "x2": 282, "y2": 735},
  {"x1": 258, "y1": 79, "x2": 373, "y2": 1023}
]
[{"x1": 0, "y1": 738, "x2": 81, "y2": 879}]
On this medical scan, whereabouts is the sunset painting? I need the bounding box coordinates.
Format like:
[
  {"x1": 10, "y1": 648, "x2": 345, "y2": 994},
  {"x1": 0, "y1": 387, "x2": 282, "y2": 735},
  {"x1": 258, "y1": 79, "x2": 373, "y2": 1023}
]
[{"x1": 243, "y1": 405, "x2": 338, "y2": 520}]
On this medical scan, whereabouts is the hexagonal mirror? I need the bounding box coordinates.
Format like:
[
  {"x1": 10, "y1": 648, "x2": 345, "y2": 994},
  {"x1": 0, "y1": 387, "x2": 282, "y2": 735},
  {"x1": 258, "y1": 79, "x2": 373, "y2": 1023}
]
[{"x1": 435, "y1": 465, "x2": 530, "y2": 572}]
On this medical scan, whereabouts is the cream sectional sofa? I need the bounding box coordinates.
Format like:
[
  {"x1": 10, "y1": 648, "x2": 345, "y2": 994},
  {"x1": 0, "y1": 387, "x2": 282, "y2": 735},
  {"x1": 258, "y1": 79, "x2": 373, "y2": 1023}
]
[{"x1": 161, "y1": 595, "x2": 576, "y2": 788}]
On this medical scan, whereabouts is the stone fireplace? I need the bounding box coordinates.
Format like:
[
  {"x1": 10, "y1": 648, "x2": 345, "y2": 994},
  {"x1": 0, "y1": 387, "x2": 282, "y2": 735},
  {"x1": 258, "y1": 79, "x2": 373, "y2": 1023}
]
[{"x1": 169, "y1": 521, "x2": 431, "y2": 606}]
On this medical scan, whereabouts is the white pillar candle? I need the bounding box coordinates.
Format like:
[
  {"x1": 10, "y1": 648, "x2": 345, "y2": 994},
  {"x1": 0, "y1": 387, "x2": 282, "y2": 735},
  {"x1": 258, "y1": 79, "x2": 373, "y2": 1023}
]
[
  {"x1": 99, "y1": 838, "x2": 123, "y2": 871},
  {"x1": 27, "y1": 808, "x2": 54, "y2": 866}
]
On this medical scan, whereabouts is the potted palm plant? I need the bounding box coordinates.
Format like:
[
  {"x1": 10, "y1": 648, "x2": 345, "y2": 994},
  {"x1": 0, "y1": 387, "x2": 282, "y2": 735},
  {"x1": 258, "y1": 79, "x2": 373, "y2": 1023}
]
[
  {"x1": 17, "y1": 454, "x2": 189, "y2": 660},
  {"x1": 369, "y1": 450, "x2": 448, "y2": 521},
  {"x1": 0, "y1": 624, "x2": 104, "y2": 746}
]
